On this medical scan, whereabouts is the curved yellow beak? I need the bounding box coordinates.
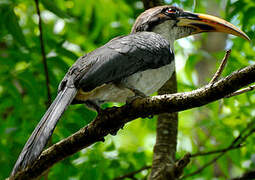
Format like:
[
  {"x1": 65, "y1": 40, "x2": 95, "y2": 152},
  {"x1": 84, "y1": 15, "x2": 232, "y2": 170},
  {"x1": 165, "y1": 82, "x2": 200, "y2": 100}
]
[{"x1": 177, "y1": 11, "x2": 250, "y2": 41}]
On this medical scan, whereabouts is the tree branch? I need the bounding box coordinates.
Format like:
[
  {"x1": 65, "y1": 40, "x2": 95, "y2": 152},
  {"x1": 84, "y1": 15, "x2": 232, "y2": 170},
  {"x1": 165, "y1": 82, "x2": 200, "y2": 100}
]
[
  {"x1": 113, "y1": 166, "x2": 151, "y2": 180},
  {"x1": 9, "y1": 63, "x2": 255, "y2": 180},
  {"x1": 34, "y1": 0, "x2": 52, "y2": 107},
  {"x1": 149, "y1": 73, "x2": 179, "y2": 180},
  {"x1": 210, "y1": 50, "x2": 231, "y2": 84},
  {"x1": 190, "y1": 144, "x2": 243, "y2": 157},
  {"x1": 182, "y1": 121, "x2": 255, "y2": 179},
  {"x1": 225, "y1": 84, "x2": 255, "y2": 98}
]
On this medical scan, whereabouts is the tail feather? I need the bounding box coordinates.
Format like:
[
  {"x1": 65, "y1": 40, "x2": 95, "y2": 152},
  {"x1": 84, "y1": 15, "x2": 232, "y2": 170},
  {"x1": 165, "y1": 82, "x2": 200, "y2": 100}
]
[{"x1": 11, "y1": 87, "x2": 77, "y2": 176}]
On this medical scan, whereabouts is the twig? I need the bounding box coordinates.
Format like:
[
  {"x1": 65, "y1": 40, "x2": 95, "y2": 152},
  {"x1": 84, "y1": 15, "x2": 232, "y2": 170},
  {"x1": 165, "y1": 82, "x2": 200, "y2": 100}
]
[
  {"x1": 175, "y1": 153, "x2": 191, "y2": 178},
  {"x1": 182, "y1": 122, "x2": 255, "y2": 179},
  {"x1": 113, "y1": 166, "x2": 151, "y2": 180},
  {"x1": 114, "y1": 153, "x2": 191, "y2": 180},
  {"x1": 34, "y1": 0, "x2": 52, "y2": 107},
  {"x1": 113, "y1": 153, "x2": 191, "y2": 180},
  {"x1": 210, "y1": 50, "x2": 231, "y2": 84},
  {"x1": 181, "y1": 152, "x2": 225, "y2": 179},
  {"x1": 190, "y1": 144, "x2": 243, "y2": 157},
  {"x1": 225, "y1": 84, "x2": 255, "y2": 98}
]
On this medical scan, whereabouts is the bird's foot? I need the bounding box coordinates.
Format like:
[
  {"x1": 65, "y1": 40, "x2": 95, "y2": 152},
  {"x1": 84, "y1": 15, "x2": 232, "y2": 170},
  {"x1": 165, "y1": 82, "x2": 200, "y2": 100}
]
[
  {"x1": 84, "y1": 100, "x2": 103, "y2": 114},
  {"x1": 126, "y1": 88, "x2": 148, "y2": 104},
  {"x1": 126, "y1": 95, "x2": 141, "y2": 104},
  {"x1": 109, "y1": 124, "x2": 125, "y2": 136}
]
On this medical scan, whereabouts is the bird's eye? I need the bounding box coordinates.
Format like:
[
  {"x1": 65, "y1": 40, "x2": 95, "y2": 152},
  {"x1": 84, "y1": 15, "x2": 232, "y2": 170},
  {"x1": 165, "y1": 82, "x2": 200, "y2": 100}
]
[{"x1": 166, "y1": 8, "x2": 177, "y2": 14}]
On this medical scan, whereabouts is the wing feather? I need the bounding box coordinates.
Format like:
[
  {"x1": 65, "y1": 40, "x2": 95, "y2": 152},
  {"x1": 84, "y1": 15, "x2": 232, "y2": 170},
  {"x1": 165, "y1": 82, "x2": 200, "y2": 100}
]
[{"x1": 76, "y1": 32, "x2": 174, "y2": 92}]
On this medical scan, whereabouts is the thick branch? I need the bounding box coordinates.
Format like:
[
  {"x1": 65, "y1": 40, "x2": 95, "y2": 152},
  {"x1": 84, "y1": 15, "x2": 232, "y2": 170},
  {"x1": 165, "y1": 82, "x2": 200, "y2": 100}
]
[
  {"x1": 149, "y1": 73, "x2": 178, "y2": 180},
  {"x1": 10, "y1": 63, "x2": 255, "y2": 180}
]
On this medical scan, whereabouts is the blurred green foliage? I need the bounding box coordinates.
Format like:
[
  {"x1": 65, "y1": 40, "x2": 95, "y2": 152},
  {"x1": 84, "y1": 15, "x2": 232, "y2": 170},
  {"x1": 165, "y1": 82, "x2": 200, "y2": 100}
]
[{"x1": 0, "y1": 0, "x2": 255, "y2": 179}]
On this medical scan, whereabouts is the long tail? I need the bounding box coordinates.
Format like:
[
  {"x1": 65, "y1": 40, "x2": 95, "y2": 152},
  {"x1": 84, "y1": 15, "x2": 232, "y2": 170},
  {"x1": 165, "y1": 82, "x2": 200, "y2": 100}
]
[{"x1": 11, "y1": 86, "x2": 77, "y2": 176}]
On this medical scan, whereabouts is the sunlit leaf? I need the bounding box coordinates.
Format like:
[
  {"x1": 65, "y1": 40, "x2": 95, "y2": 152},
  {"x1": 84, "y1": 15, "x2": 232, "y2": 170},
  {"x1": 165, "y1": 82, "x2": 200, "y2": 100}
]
[
  {"x1": 41, "y1": 0, "x2": 70, "y2": 19},
  {"x1": 3, "y1": 6, "x2": 28, "y2": 48}
]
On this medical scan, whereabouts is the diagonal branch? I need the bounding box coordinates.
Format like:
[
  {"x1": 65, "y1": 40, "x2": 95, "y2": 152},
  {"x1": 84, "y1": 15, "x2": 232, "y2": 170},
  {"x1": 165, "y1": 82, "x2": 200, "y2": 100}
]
[
  {"x1": 210, "y1": 50, "x2": 231, "y2": 84},
  {"x1": 190, "y1": 144, "x2": 243, "y2": 157},
  {"x1": 9, "y1": 63, "x2": 255, "y2": 180},
  {"x1": 113, "y1": 166, "x2": 151, "y2": 180},
  {"x1": 225, "y1": 84, "x2": 255, "y2": 98},
  {"x1": 34, "y1": 0, "x2": 52, "y2": 107},
  {"x1": 182, "y1": 121, "x2": 255, "y2": 179}
]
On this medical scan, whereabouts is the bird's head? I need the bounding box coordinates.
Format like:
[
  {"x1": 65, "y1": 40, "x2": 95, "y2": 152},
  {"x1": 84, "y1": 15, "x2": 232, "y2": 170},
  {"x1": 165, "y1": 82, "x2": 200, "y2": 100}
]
[{"x1": 132, "y1": 5, "x2": 249, "y2": 44}]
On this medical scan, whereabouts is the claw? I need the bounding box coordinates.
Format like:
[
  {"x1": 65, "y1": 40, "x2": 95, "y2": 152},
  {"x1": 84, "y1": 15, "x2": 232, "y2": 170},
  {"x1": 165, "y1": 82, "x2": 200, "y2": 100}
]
[
  {"x1": 126, "y1": 95, "x2": 143, "y2": 104},
  {"x1": 109, "y1": 129, "x2": 118, "y2": 136}
]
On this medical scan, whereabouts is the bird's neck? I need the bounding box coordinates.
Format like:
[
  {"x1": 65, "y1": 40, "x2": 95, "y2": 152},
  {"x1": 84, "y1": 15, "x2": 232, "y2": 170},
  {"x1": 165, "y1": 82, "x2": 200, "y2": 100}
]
[{"x1": 151, "y1": 21, "x2": 176, "y2": 50}]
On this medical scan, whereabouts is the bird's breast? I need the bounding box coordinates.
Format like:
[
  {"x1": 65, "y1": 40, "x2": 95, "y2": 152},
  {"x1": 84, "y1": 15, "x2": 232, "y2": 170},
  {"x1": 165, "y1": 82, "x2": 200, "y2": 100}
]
[
  {"x1": 123, "y1": 61, "x2": 175, "y2": 96},
  {"x1": 75, "y1": 61, "x2": 175, "y2": 103}
]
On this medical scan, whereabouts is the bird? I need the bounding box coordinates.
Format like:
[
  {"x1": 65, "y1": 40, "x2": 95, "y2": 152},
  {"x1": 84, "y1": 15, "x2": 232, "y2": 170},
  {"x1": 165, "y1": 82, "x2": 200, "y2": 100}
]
[{"x1": 11, "y1": 5, "x2": 249, "y2": 176}]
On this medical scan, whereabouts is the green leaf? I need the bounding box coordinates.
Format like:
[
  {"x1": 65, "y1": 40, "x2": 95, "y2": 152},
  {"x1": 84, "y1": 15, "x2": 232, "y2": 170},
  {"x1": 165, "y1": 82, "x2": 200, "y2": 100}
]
[
  {"x1": 4, "y1": 6, "x2": 28, "y2": 48},
  {"x1": 0, "y1": 0, "x2": 11, "y2": 6},
  {"x1": 184, "y1": 54, "x2": 202, "y2": 83},
  {"x1": 41, "y1": 0, "x2": 70, "y2": 19}
]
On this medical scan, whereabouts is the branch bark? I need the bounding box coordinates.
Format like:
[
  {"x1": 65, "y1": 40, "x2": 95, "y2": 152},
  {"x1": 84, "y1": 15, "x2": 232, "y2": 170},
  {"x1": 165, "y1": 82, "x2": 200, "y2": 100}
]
[
  {"x1": 210, "y1": 50, "x2": 231, "y2": 84},
  {"x1": 9, "y1": 63, "x2": 255, "y2": 180},
  {"x1": 149, "y1": 73, "x2": 178, "y2": 180}
]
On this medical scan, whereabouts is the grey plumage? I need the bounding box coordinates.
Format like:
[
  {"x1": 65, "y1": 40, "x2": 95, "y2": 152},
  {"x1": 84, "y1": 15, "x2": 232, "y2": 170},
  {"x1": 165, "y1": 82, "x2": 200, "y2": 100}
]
[
  {"x1": 62, "y1": 32, "x2": 173, "y2": 92},
  {"x1": 11, "y1": 31, "x2": 174, "y2": 175},
  {"x1": 11, "y1": 86, "x2": 77, "y2": 175},
  {"x1": 11, "y1": 4, "x2": 246, "y2": 176}
]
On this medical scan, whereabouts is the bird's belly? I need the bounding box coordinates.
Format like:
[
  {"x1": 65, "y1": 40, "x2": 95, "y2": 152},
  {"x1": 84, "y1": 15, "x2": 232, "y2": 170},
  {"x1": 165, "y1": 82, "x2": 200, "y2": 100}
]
[
  {"x1": 76, "y1": 62, "x2": 174, "y2": 103},
  {"x1": 124, "y1": 61, "x2": 174, "y2": 96}
]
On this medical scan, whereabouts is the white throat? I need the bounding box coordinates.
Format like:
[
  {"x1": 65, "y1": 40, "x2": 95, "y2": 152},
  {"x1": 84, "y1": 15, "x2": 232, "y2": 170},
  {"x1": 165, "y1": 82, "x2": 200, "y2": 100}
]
[{"x1": 152, "y1": 21, "x2": 176, "y2": 50}]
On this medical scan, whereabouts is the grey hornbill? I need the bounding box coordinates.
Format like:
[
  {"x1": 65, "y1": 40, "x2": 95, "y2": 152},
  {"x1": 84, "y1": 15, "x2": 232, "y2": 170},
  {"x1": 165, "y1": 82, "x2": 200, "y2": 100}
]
[{"x1": 11, "y1": 5, "x2": 249, "y2": 176}]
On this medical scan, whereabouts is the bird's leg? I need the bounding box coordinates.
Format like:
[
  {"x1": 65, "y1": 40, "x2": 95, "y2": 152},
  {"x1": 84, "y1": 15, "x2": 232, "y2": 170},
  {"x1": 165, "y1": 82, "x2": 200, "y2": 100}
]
[
  {"x1": 128, "y1": 87, "x2": 147, "y2": 98},
  {"x1": 126, "y1": 87, "x2": 154, "y2": 119},
  {"x1": 83, "y1": 100, "x2": 124, "y2": 135},
  {"x1": 84, "y1": 100, "x2": 103, "y2": 114},
  {"x1": 119, "y1": 83, "x2": 148, "y2": 103},
  {"x1": 116, "y1": 83, "x2": 154, "y2": 119}
]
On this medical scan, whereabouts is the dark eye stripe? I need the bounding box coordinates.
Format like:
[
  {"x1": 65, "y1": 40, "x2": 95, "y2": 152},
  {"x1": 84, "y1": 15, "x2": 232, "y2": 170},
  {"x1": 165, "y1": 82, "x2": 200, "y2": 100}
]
[
  {"x1": 168, "y1": 9, "x2": 176, "y2": 13},
  {"x1": 167, "y1": 8, "x2": 178, "y2": 14}
]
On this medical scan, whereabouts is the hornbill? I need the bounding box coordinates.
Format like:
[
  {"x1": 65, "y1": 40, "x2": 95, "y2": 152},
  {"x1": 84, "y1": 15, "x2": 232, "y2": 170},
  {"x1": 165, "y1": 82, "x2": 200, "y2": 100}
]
[{"x1": 11, "y1": 5, "x2": 249, "y2": 176}]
